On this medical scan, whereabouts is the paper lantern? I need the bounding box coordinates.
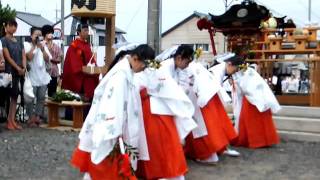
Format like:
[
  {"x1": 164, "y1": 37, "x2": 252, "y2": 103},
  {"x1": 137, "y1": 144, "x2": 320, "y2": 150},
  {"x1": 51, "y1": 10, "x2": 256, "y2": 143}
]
[{"x1": 71, "y1": 0, "x2": 115, "y2": 17}]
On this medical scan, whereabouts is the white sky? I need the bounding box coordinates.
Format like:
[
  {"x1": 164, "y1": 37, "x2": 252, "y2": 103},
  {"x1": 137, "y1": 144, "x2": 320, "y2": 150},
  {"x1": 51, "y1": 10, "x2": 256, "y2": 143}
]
[{"x1": 2, "y1": 0, "x2": 320, "y2": 43}]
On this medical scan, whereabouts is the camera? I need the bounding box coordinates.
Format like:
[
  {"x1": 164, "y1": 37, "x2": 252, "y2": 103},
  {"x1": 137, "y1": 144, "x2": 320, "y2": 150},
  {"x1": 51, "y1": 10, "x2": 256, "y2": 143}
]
[{"x1": 35, "y1": 36, "x2": 43, "y2": 44}]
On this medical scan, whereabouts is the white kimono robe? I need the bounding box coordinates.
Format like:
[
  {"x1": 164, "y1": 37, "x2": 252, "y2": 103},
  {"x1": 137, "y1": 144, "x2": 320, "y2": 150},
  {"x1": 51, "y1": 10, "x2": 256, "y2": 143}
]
[
  {"x1": 134, "y1": 68, "x2": 197, "y2": 141},
  {"x1": 78, "y1": 57, "x2": 149, "y2": 170},
  {"x1": 160, "y1": 59, "x2": 221, "y2": 138},
  {"x1": 231, "y1": 67, "x2": 281, "y2": 131},
  {"x1": 209, "y1": 63, "x2": 281, "y2": 131},
  {"x1": 209, "y1": 62, "x2": 232, "y2": 104}
]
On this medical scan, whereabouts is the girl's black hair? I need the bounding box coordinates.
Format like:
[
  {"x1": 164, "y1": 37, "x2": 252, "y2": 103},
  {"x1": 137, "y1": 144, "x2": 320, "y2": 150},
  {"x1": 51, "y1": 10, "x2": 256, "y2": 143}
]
[
  {"x1": 30, "y1": 26, "x2": 41, "y2": 35},
  {"x1": 41, "y1": 24, "x2": 54, "y2": 37},
  {"x1": 130, "y1": 44, "x2": 155, "y2": 62},
  {"x1": 225, "y1": 55, "x2": 245, "y2": 66},
  {"x1": 1, "y1": 19, "x2": 18, "y2": 37},
  {"x1": 4, "y1": 19, "x2": 17, "y2": 27},
  {"x1": 108, "y1": 44, "x2": 155, "y2": 71},
  {"x1": 174, "y1": 45, "x2": 194, "y2": 60},
  {"x1": 108, "y1": 50, "x2": 132, "y2": 70}
]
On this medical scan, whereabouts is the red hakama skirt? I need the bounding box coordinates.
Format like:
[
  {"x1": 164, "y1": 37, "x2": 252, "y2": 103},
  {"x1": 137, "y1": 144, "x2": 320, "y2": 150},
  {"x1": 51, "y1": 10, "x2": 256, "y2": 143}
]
[
  {"x1": 185, "y1": 94, "x2": 237, "y2": 160},
  {"x1": 232, "y1": 97, "x2": 280, "y2": 148},
  {"x1": 71, "y1": 147, "x2": 137, "y2": 180},
  {"x1": 136, "y1": 89, "x2": 188, "y2": 179}
]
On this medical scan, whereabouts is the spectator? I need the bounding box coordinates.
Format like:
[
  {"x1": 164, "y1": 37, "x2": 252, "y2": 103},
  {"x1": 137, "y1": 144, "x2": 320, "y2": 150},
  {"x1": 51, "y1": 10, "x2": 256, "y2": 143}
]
[
  {"x1": 299, "y1": 77, "x2": 309, "y2": 93},
  {"x1": 0, "y1": 39, "x2": 11, "y2": 125},
  {"x1": 0, "y1": 40, "x2": 3, "y2": 130},
  {"x1": 24, "y1": 27, "x2": 51, "y2": 126},
  {"x1": 1, "y1": 19, "x2": 26, "y2": 130},
  {"x1": 0, "y1": 40, "x2": 4, "y2": 68},
  {"x1": 61, "y1": 23, "x2": 99, "y2": 101},
  {"x1": 42, "y1": 25, "x2": 62, "y2": 97},
  {"x1": 281, "y1": 76, "x2": 289, "y2": 93},
  {"x1": 287, "y1": 75, "x2": 299, "y2": 93}
]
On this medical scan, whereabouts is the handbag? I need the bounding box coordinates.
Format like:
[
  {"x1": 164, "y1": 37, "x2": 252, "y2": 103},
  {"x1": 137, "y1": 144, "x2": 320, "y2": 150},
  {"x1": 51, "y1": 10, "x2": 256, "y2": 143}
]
[
  {"x1": 45, "y1": 60, "x2": 52, "y2": 73},
  {"x1": 0, "y1": 73, "x2": 12, "y2": 87},
  {"x1": 23, "y1": 71, "x2": 35, "y2": 103}
]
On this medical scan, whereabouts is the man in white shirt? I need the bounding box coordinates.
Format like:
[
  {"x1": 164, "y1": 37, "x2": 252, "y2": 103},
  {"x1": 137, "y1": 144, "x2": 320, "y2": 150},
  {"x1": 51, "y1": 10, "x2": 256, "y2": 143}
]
[{"x1": 24, "y1": 27, "x2": 52, "y2": 126}]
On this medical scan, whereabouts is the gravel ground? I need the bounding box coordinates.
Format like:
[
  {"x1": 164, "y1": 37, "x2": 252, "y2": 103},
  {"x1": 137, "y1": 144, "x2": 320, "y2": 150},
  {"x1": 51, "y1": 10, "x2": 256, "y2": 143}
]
[{"x1": 0, "y1": 125, "x2": 319, "y2": 180}]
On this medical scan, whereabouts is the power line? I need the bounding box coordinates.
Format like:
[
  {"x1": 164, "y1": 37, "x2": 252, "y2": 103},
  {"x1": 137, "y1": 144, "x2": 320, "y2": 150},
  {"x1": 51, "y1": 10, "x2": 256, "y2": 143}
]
[
  {"x1": 125, "y1": 0, "x2": 146, "y2": 31},
  {"x1": 297, "y1": 0, "x2": 320, "y2": 20}
]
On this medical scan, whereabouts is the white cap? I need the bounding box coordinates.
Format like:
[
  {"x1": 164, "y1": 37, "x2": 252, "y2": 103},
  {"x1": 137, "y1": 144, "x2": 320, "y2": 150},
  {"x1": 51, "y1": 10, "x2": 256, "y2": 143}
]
[
  {"x1": 214, "y1": 52, "x2": 235, "y2": 63},
  {"x1": 113, "y1": 42, "x2": 139, "y2": 56},
  {"x1": 155, "y1": 45, "x2": 179, "y2": 61}
]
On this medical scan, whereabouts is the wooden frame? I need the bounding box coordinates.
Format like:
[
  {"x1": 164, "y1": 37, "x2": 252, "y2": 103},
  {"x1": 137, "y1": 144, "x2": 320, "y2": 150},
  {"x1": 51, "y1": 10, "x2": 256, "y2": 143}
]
[
  {"x1": 247, "y1": 27, "x2": 320, "y2": 106},
  {"x1": 46, "y1": 100, "x2": 90, "y2": 128}
]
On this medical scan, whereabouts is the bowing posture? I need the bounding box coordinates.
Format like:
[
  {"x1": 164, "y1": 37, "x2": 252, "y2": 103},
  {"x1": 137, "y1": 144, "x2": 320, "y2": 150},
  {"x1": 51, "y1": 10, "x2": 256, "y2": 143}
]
[
  {"x1": 134, "y1": 67, "x2": 197, "y2": 180},
  {"x1": 160, "y1": 45, "x2": 238, "y2": 165},
  {"x1": 210, "y1": 55, "x2": 280, "y2": 148},
  {"x1": 71, "y1": 44, "x2": 155, "y2": 180}
]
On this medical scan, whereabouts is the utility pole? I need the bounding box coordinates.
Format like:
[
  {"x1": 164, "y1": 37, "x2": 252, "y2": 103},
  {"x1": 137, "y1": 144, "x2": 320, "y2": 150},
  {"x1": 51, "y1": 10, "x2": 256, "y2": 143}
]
[
  {"x1": 61, "y1": 0, "x2": 65, "y2": 70},
  {"x1": 147, "y1": 0, "x2": 162, "y2": 54},
  {"x1": 55, "y1": 3, "x2": 61, "y2": 22},
  {"x1": 308, "y1": 0, "x2": 311, "y2": 22}
]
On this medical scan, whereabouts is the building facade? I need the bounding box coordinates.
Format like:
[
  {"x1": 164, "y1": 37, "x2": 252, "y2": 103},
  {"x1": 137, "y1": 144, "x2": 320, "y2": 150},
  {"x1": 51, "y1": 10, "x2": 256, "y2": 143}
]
[{"x1": 161, "y1": 11, "x2": 226, "y2": 66}]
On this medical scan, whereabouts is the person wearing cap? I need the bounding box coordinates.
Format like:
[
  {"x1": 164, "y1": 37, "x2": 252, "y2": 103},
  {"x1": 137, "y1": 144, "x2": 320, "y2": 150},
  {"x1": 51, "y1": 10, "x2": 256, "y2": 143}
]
[
  {"x1": 42, "y1": 25, "x2": 63, "y2": 97},
  {"x1": 24, "y1": 26, "x2": 52, "y2": 126},
  {"x1": 159, "y1": 45, "x2": 238, "y2": 165},
  {"x1": 209, "y1": 54, "x2": 280, "y2": 148},
  {"x1": 71, "y1": 44, "x2": 155, "y2": 180},
  {"x1": 61, "y1": 23, "x2": 99, "y2": 101}
]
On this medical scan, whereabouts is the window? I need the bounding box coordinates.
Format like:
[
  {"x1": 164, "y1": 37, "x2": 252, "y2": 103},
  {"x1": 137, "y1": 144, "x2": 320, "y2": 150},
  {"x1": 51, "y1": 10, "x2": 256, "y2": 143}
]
[
  {"x1": 181, "y1": 44, "x2": 194, "y2": 49},
  {"x1": 99, "y1": 36, "x2": 105, "y2": 46},
  {"x1": 195, "y1": 44, "x2": 209, "y2": 51},
  {"x1": 181, "y1": 44, "x2": 209, "y2": 51}
]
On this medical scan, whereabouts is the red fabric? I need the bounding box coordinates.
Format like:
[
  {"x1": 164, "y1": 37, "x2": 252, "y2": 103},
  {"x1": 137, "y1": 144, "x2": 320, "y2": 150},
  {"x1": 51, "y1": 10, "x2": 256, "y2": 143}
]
[
  {"x1": 71, "y1": 147, "x2": 137, "y2": 180},
  {"x1": 136, "y1": 89, "x2": 188, "y2": 180},
  {"x1": 185, "y1": 94, "x2": 237, "y2": 160},
  {"x1": 119, "y1": 154, "x2": 132, "y2": 178},
  {"x1": 232, "y1": 97, "x2": 280, "y2": 148},
  {"x1": 62, "y1": 39, "x2": 99, "y2": 99}
]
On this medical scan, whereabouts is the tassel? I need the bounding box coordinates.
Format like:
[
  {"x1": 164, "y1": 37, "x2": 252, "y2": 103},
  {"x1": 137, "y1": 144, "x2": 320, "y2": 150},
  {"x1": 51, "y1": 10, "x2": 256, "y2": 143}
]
[{"x1": 119, "y1": 153, "x2": 132, "y2": 177}]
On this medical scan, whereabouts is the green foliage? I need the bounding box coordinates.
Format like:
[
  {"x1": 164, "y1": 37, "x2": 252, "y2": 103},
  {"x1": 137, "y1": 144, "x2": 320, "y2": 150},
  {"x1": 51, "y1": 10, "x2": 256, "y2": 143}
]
[
  {"x1": 0, "y1": 2, "x2": 16, "y2": 37},
  {"x1": 51, "y1": 90, "x2": 80, "y2": 102}
]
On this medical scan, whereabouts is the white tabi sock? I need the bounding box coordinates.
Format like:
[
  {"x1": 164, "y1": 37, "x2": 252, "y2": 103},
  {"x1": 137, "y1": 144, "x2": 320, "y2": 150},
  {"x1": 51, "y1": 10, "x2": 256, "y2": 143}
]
[
  {"x1": 160, "y1": 175, "x2": 185, "y2": 180},
  {"x1": 197, "y1": 153, "x2": 219, "y2": 163},
  {"x1": 83, "y1": 173, "x2": 91, "y2": 180}
]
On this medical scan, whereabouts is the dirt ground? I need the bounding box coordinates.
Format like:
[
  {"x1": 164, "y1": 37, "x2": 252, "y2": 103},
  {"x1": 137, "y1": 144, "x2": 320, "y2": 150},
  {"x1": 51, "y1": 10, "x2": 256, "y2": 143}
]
[{"x1": 0, "y1": 126, "x2": 319, "y2": 180}]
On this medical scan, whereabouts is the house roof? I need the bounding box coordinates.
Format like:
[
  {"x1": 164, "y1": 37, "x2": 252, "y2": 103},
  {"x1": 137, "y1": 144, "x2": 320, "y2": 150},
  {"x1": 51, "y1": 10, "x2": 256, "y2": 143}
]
[
  {"x1": 53, "y1": 14, "x2": 126, "y2": 34},
  {"x1": 16, "y1": 11, "x2": 53, "y2": 28},
  {"x1": 162, "y1": 11, "x2": 208, "y2": 37},
  {"x1": 93, "y1": 24, "x2": 126, "y2": 34}
]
